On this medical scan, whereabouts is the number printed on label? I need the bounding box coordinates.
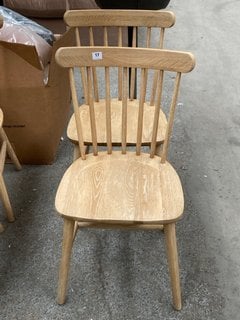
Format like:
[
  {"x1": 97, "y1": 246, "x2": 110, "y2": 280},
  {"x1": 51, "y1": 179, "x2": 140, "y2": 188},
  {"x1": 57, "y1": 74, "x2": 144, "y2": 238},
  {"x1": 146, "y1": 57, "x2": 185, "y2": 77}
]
[{"x1": 92, "y1": 52, "x2": 103, "y2": 60}]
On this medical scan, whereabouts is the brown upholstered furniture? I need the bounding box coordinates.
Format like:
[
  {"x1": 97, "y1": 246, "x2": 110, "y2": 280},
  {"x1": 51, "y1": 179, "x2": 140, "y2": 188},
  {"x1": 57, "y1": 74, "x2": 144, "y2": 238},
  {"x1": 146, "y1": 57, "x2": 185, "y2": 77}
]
[{"x1": 3, "y1": 0, "x2": 100, "y2": 33}]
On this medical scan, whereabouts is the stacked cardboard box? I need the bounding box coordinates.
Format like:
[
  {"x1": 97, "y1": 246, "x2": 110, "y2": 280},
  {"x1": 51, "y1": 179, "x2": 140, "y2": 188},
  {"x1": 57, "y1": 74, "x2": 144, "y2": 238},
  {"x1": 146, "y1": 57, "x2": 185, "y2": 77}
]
[{"x1": 0, "y1": 28, "x2": 75, "y2": 164}]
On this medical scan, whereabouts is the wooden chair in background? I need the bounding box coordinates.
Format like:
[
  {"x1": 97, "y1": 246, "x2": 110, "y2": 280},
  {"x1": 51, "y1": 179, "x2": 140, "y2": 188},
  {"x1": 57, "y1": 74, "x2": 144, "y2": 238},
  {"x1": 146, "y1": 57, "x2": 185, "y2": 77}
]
[
  {"x1": 64, "y1": 9, "x2": 176, "y2": 159},
  {"x1": 0, "y1": 109, "x2": 22, "y2": 232},
  {"x1": 0, "y1": 17, "x2": 22, "y2": 232},
  {"x1": 54, "y1": 46, "x2": 195, "y2": 309}
]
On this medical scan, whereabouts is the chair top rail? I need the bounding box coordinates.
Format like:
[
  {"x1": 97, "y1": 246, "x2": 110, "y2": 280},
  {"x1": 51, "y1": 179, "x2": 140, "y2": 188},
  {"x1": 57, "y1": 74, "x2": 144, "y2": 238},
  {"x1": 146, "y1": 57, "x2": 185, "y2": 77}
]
[
  {"x1": 56, "y1": 47, "x2": 195, "y2": 74},
  {"x1": 64, "y1": 10, "x2": 175, "y2": 28}
]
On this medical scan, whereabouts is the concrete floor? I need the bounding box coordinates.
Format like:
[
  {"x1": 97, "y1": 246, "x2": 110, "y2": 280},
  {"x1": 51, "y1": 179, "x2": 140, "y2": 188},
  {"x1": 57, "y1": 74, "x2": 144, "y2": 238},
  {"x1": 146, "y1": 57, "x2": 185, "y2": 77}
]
[{"x1": 1, "y1": 0, "x2": 240, "y2": 319}]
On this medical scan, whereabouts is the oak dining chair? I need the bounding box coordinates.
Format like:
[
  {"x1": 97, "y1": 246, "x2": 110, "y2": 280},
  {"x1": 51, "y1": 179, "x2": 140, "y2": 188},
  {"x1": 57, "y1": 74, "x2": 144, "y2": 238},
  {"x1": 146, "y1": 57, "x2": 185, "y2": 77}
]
[
  {"x1": 54, "y1": 46, "x2": 195, "y2": 309},
  {"x1": 0, "y1": 108, "x2": 22, "y2": 231},
  {"x1": 64, "y1": 9, "x2": 176, "y2": 159},
  {"x1": 0, "y1": 17, "x2": 21, "y2": 232}
]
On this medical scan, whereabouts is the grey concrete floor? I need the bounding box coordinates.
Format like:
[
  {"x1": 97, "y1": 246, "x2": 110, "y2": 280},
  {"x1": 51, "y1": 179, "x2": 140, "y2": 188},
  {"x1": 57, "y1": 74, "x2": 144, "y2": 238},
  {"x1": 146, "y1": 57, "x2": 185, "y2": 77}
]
[{"x1": 1, "y1": 0, "x2": 240, "y2": 319}]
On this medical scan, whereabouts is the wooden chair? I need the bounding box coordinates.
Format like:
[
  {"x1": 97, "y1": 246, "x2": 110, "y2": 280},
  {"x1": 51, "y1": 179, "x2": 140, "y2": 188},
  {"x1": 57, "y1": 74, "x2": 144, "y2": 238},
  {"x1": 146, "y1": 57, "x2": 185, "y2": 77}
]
[
  {"x1": 64, "y1": 9, "x2": 176, "y2": 159},
  {"x1": 55, "y1": 46, "x2": 195, "y2": 308},
  {"x1": 0, "y1": 109, "x2": 22, "y2": 231}
]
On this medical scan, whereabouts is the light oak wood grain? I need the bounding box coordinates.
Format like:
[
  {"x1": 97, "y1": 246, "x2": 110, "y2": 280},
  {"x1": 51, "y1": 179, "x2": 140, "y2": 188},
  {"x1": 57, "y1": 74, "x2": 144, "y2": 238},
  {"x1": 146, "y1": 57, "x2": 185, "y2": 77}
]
[
  {"x1": 57, "y1": 47, "x2": 195, "y2": 159},
  {"x1": 165, "y1": 223, "x2": 182, "y2": 310},
  {"x1": 63, "y1": 10, "x2": 176, "y2": 156},
  {"x1": 56, "y1": 47, "x2": 195, "y2": 73},
  {"x1": 0, "y1": 109, "x2": 22, "y2": 227},
  {"x1": 67, "y1": 98, "x2": 167, "y2": 145},
  {"x1": 57, "y1": 218, "x2": 74, "y2": 305},
  {"x1": 55, "y1": 46, "x2": 195, "y2": 308},
  {"x1": 64, "y1": 10, "x2": 175, "y2": 28},
  {"x1": 55, "y1": 151, "x2": 184, "y2": 223}
]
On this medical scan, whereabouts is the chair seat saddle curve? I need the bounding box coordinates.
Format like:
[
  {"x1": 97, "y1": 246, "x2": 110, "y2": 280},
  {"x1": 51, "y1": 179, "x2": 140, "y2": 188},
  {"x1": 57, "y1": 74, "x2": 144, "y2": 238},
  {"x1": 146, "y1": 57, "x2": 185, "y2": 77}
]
[
  {"x1": 64, "y1": 9, "x2": 175, "y2": 159},
  {"x1": 56, "y1": 152, "x2": 184, "y2": 223},
  {"x1": 67, "y1": 98, "x2": 167, "y2": 145},
  {"x1": 54, "y1": 46, "x2": 195, "y2": 309}
]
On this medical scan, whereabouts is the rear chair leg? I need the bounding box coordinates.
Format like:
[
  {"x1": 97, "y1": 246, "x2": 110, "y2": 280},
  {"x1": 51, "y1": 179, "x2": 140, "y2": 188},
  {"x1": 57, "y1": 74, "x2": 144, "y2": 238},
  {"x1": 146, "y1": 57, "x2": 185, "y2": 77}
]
[
  {"x1": 0, "y1": 223, "x2": 5, "y2": 233},
  {"x1": 0, "y1": 128, "x2": 22, "y2": 171},
  {"x1": 57, "y1": 218, "x2": 75, "y2": 305},
  {"x1": 164, "y1": 222, "x2": 182, "y2": 310}
]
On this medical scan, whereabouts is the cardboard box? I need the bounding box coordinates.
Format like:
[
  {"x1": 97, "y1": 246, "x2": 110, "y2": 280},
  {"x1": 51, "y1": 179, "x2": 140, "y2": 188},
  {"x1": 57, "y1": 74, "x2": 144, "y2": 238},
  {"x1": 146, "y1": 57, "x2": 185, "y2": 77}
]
[{"x1": 0, "y1": 28, "x2": 75, "y2": 164}]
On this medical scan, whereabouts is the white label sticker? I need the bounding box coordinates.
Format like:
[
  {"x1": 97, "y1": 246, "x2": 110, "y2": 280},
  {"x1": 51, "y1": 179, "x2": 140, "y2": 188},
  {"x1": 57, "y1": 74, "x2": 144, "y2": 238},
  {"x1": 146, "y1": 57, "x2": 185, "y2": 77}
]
[{"x1": 92, "y1": 52, "x2": 103, "y2": 60}]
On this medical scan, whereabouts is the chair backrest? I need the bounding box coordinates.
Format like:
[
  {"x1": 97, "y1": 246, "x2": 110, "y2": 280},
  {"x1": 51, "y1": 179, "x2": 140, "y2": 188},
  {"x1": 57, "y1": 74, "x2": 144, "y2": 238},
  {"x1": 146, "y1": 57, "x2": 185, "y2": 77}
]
[
  {"x1": 56, "y1": 46, "x2": 195, "y2": 162},
  {"x1": 64, "y1": 9, "x2": 175, "y2": 103},
  {"x1": 64, "y1": 10, "x2": 175, "y2": 45}
]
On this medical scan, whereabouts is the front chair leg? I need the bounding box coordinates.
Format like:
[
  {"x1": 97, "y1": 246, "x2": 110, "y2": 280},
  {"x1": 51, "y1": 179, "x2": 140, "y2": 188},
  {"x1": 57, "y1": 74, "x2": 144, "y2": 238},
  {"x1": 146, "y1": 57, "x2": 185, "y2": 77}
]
[
  {"x1": 0, "y1": 128, "x2": 22, "y2": 171},
  {"x1": 164, "y1": 222, "x2": 182, "y2": 310},
  {"x1": 57, "y1": 218, "x2": 75, "y2": 305},
  {"x1": 0, "y1": 175, "x2": 15, "y2": 222}
]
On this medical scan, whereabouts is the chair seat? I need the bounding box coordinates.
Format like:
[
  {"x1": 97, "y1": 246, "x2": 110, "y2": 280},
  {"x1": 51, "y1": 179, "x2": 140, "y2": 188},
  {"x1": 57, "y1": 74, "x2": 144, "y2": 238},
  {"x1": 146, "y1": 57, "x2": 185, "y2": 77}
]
[
  {"x1": 67, "y1": 98, "x2": 167, "y2": 145},
  {"x1": 55, "y1": 151, "x2": 184, "y2": 223}
]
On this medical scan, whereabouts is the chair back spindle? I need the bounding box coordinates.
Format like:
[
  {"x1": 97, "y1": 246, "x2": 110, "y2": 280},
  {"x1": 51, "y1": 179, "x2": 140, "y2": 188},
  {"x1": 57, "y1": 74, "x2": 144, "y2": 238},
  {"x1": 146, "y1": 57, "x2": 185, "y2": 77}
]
[
  {"x1": 86, "y1": 67, "x2": 98, "y2": 155},
  {"x1": 75, "y1": 27, "x2": 88, "y2": 104},
  {"x1": 160, "y1": 72, "x2": 182, "y2": 163},
  {"x1": 105, "y1": 66, "x2": 112, "y2": 154},
  {"x1": 122, "y1": 67, "x2": 128, "y2": 154},
  {"x1": 88, "y1": 27, "x2": 99, "y2": 102},
  {"x1": 136, "y1": 68, "x2": 147, "y2": 155},
  {"x1": 150, "y1": 70, "x2": 164, "y2": 157},
  {"x1": 64, "y1": 9, "x2": 176, "y2": 104},
  {"x1": 104, "y1": 26, "x2": 108, "y2": 46},
  {"x1": 69, "y1": 68, "x2": 86, "y2": 160},
  {"x1": 150, "y1": 28, "x2": 166, "y2": 106},
  {"x1": 130, "y1": 26, "x2": 137, "y2": 101},
  {"x1": 118, "y1": 27, "x2": 123, "y2": 100}
]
